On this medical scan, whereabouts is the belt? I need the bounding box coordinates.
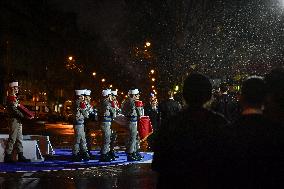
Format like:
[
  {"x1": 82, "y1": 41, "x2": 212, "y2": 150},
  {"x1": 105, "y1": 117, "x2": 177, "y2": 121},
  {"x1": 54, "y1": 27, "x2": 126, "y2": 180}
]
[
  {"x1": 127, "y1": 116, "x2": 138, "y2": 122},
  {"x1": 102, "y1": 116, "x2": 112, "y2": 122}
]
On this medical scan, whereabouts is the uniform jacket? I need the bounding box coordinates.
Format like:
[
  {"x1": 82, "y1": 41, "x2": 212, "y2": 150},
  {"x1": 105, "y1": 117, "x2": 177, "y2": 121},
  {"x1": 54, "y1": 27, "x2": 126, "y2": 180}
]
[
  {"x1": 99, "y1": 98, "x2": 115, "y2": 122},
  {"x1": 121, "y1": 98, "x2": 141, "y2": 122},
  {"x1": 85, "y1": 101, "x2": 98, "y2": 121},
  {"x1": 110, "y1": 100, "x2": 121, "y2": 118},
  {"x1": 74, "y1": 99, "x2": 88, "y2": 125},
  {"x1": 6, "y1": 95, "x2": 24, "y2": 120}
]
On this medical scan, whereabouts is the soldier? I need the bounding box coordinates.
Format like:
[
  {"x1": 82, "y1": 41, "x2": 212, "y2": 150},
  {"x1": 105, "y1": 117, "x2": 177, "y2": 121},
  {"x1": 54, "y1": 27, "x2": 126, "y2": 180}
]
[
  {"x1": 121, "y1": 89, "x2": 143, "y2": 161},
  {"x1": 72, "y1": 89, "x2": 90, "y2": 161},
  {"x1": 99, "y1": 89, "x2": 115, "y2": 162},
  {"x1": 84, "y1": 89, "x2": 98, "y2": 156},
  {"x1": 109, "y1": 90, "x2": 120, "y2": 160},
  {"x1": 4, "y1": 81, "x2": 33, "y2": 163},
  {"x1": 134, "y1": 91, "x2": 144, "y2": 160}
]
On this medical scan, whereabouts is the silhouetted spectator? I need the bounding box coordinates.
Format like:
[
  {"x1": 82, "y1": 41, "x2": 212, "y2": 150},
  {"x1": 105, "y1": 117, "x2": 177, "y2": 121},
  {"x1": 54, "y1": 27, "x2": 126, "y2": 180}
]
[
  {"x1": 152, "y1": 73, "x2": 228, "y2": 188},
  {"x1": 144, "y1": 93, "x2": 159, "y2": 130},
  {"x1": 223, "y1": 76, "x2": 284, "y2": 188},
  {"x1": 264, "y1": 67, "x2": 284, "y2": 124},
  {"x1": 158, "y1": 90, "x2": 181, "y2": 127},
  {"x1": 144, "y1": 93, "x2": 159, "y2": 149},
  {"x1": 211, "y1": 82, "x2": 239, "y2": 122}
]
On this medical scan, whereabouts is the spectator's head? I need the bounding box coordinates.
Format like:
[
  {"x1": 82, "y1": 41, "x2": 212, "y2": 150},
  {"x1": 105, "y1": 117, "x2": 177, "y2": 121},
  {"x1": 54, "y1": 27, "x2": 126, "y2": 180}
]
[
  {"x1": 240, "y1": 76, "x2": 266, "y2": 109},
  {"x1": 264, "y1": 67, "x2": 284, "y2": 120},
  {"x1": 183, "y1": 73, "x2": 212, "y2": 108}
]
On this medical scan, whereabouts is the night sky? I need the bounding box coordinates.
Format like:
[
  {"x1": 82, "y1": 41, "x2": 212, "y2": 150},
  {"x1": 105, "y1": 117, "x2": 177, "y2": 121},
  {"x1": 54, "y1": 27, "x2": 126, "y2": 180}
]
[
  {"x1": 3, "y1": 0, "x2": 283, "y2": 97},
  {"x1": 49, "y1": 0, "x2": 284, "y2": 81}
]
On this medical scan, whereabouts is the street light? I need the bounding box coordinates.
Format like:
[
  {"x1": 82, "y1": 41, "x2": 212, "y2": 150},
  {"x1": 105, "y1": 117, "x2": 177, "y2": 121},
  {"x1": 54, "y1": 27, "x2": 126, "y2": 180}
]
[
  {"x1": 146, "y1": 42, "x2": 151, "y2": 47},
  {"x1": 92, "y1": 72, "x2": 96, "y2": 76},
  {"x1": 101, "y1": 78, "x2": 106, "y2": 82},
  {"x1": 68, "y1": 56, "x2": 73, "y2": 61},
  {"x1": 152, "y1": 85, "x2": 155, "y2": 88},
  {"x1": 150, "y1": 69, "x2": 155, "y2": 74},
  {"x1": 109, "y1": 84, "x2": 113, "y2": 88},
  {"x1": 151, "y1": 78, "x2": 156, "y2": 82}
]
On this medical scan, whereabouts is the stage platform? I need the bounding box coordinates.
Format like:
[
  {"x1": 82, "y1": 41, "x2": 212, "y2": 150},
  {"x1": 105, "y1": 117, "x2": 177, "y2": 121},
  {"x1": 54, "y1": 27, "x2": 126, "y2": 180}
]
[{"x1": 0, "y1": 149, "x2": 153, "y2": 173}]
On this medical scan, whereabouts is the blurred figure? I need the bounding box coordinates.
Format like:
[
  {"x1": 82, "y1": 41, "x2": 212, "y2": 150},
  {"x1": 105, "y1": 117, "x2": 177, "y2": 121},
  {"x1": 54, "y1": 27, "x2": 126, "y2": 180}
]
[
  {"x1": 264, "y1": 67, "x2": 284, "y2": 124},
  {"x1": 158, "y1": 90, "x2": 181, "y2": 127},
  {"x1": 144, "y1": 93, "x2": 159, "y2": 149},
  {"x1": 211, "y1": 82, "x2": 239, "y2": 122},
  {"x1": 4, "y1": 81, "x2": 33, "y2": 163},
  {"x1": 152, "y1": 73, "x2": 228, "y2": 188},
  {"x1": 145, "y1": 93, "x2": 159, "y2": 130}
]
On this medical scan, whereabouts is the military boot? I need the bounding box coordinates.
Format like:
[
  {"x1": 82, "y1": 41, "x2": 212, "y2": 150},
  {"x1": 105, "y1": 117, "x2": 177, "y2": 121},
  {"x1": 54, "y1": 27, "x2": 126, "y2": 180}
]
[
  {"x1": 72, "y1": 154, "x2": 82, "y2": 162},
  {"x1": 99, "y1": 154, "x2": 112, "y2": 162},
  {"x1": 4, "y1": 154, "x2": 15, "y2": 163},
  {"x1": 127, "y1": 153, "x2": 138, "y2": 161},
  {"x1": 81, "y1": 152, "x2": 90, "y2": 161},
  {"x1": 18, "y1": 152, "x2": 31, "y2": 162},
  {"x1": 134, "y1": 151, "x2": 143, "y2": 161},
  {"x1": 108, "y1": 151, "x2": 118, "y2": 161}
]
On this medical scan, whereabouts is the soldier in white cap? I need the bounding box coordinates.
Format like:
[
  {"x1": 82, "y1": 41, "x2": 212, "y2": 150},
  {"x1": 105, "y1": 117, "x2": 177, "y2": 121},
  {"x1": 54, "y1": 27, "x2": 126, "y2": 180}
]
[
  {"x1": 4, "y1": 81, "x2": 33, "y2": 163},
  {"x1": 121, "y1": 88, "x2": 143, "y2": 161},
  {"x1": 83, "y1": 89, "x2": 98, "y2": 156},
  {"x1": 99, "y1": 89, "x2": 115, "y2": 162},
  {"x1": 108, "y1": 90, "x2": 120, "y2": 160},
  {"x1": 72, "y1": 89, "x2": 90, "y2": 161}
]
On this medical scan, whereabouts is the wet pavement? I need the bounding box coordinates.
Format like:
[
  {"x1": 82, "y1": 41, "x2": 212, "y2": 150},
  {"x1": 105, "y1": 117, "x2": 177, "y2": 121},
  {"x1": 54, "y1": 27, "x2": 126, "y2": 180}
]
[
  {"x1": 0, "y1": 164, "x2": 157, "y2": 189},
  {"x1": 0, "y1": 121, "x2": 157, "y2": 189}
]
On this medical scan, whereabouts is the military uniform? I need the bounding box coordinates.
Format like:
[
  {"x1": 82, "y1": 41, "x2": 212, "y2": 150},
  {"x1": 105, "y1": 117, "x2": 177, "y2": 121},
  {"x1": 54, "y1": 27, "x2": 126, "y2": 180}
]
[
  {"x1": 5, "y1": 81, "x2": 31, "y2": 163},
  {"x1": 72, "y1": 89, "x2": 90, "y2": 161},
  {"x1": 121, "y1": 89, "x2": 143, "y2": 161},
  {"x1": 109, "y1": 90, "x2": 120, "y2": 159},
  {"x1": 83, "y1": 89, "x2": 98, "y2": 155},
  {"x1": 99, "y1": 89, "x2": 115, "y2": 162}
]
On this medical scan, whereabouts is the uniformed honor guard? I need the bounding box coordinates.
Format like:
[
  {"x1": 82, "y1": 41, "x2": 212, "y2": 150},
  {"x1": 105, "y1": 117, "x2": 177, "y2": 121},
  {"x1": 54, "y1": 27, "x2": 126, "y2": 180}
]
[
  {"x1": 99, "y1": 89, "x2": 115, "y2": 162},
  {"x1": 109, "y1": 90, "x2": 120, "y2": 160},
  {"x1": 4, "y1": 81, "x2": 33, "y2": 163},
  {"x1": 134, "y1": 92, "x2": 144, "y2": 160},
  {"x1": 72, "y1": 89, "x2": 90, "y2": 161},
  {"x1": 121, "y1": 89, "x2": 143, "y2": 161},
  {"x1": 84, "y1": 89, "x2": 98, "y2": 156}
]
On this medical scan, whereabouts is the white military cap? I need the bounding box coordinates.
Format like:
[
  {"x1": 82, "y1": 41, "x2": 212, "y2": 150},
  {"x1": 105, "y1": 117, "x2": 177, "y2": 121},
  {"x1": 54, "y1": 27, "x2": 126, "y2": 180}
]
[
  {"x1": 102, "y1": 89, "x2": 112, "y2": 97},
  {"x1": 75, "y1": 89, "x2": 86, "y2": 96},
  {"x1": 9, "y1": 82, "x2": 19, "y2": 87},
  {"x1": 128, "y1": 89, "x2": 139, "y2": 95},
  {"x1": 111, "y1": 90, "x2": 118, "y2": 96},
  {"x1": 84, "y1": 89, "x2": 91, "y2": 96}
]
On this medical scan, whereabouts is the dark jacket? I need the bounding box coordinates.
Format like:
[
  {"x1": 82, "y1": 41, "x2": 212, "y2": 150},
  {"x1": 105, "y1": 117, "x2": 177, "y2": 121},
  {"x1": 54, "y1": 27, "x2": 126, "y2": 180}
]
[
  {"x1": 144, "y1": 103, "x2": 159, "y2": 131},
  {"x1": 6, "y1": 95, "x2": 24, "y2": 120},
  {"x1": 212, "y1": 93, "x2": 240, "y2": 122},
  {"x1": 159, "y1": 98, "x2": 181, "y2": 126},
  {"x1": 223, "y1": 114, "x2": 284, "y2": 188},
  {"x1": 152, "y1": 107, "x2": 228, "y2": 188}
]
